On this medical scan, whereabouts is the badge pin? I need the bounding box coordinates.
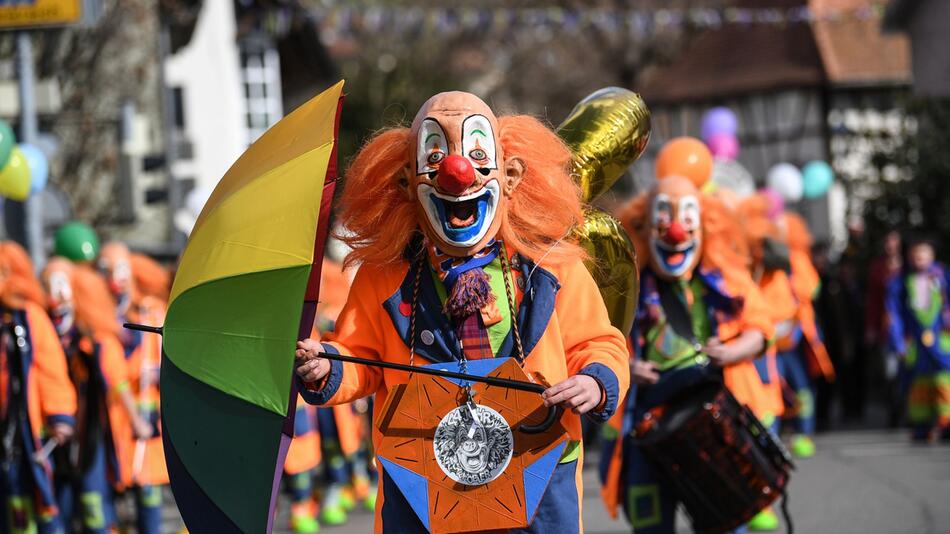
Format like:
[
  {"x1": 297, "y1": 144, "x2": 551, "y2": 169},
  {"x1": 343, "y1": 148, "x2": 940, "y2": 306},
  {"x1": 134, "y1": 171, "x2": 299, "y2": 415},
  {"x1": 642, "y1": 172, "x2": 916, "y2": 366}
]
[
  {"x1": 922, "y1": 330, "x2": 935, "y2": 348},
  {"x1": 421, "y1": 330, "x2": 435, "y2": 346}
]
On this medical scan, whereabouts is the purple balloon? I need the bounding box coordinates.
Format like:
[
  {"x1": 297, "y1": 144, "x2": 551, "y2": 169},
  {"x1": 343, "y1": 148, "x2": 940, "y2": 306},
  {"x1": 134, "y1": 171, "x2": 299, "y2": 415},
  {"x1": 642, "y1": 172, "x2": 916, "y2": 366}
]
[
  {"x1": 760, "y1": 187, "x2": 785, "y2": 220},
  {"x1": 706, "y1": 133, "x2": 740, "y2": 160},
  {"x1": 701, "y1": 107, "x2": 739, "y2": 140}
]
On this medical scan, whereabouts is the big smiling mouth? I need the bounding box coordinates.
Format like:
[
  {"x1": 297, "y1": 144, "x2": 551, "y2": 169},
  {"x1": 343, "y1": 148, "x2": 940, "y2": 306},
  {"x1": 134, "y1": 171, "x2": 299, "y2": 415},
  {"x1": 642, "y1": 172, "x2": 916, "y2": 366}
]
[{"x1": 447, "y1": 198, "x2": 479, "y2": 228}]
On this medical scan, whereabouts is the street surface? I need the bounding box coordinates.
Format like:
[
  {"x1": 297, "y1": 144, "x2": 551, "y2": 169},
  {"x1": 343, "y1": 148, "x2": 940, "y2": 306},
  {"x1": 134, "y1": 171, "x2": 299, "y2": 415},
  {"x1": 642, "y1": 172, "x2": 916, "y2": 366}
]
[{"x1": 160, "y1": 429, "x2": 949, "y2": 533}]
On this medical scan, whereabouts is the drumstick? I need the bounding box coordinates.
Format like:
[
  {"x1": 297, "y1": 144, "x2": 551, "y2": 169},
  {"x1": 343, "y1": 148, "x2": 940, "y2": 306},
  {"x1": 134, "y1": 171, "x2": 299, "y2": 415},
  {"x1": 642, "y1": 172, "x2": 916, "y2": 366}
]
[
  {"x1": 33, "y1": 439, "x2": 58, "y2": 464},
  {"x1": 132, "y1": 439, "x2": 146, "y2": 483}
]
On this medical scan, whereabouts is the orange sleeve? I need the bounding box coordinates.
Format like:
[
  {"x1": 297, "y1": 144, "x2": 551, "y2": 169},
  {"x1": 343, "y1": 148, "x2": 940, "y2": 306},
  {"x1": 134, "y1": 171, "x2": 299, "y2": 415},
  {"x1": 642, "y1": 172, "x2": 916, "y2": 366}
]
[
  {"x1": 790, "y1": 249, "x2": 820, "y2": 303},
  {"x1": 555, "y1": 259, "x2": 630, "y2": 415},
  {"x1": 760, "y1": 270, "x2": 798, "y2": 324},
  {"x1": 26, "y1": 303, "x2": 77, "y2": 422},
  {"x1": 317, "y1": 265, "x2": 388, "y2": 405},
  {"x1": 97, "y1": 333, "x2": 130, "y2": 392},
  {"x1": 721, "y1": 268, "x2": 775, "y2": 345}
]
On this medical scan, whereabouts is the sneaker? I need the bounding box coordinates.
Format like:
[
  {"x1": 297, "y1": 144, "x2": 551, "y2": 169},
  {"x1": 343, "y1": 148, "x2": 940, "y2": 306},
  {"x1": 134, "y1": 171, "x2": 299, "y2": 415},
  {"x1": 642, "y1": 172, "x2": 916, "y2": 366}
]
[
  {"x1": 748, "y1": 508, "x2": 779, "y2": 531},
  {"x1": 791, "y1": 434, "x2": 816, "y2": 458},
  {"x1": 338, "y1": 487, "x2": 355, "y2": 512},
  {"x1": 290, "y1": 514, "x2": 320, "y2": 534},
  {"x1": 320, "y1": 505, "x2": 347, "y2": 526},
  {"x1": 364, "y1": 488, "x2": 377, "y2": 511}
]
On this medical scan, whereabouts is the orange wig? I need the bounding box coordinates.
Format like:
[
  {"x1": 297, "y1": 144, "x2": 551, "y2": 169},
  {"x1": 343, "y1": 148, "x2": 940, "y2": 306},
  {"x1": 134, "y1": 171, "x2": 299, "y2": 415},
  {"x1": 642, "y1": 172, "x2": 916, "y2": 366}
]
[
  {"x1": 130, "y1": 253, "x2": 172, "y2": 302},
  {"x1": 615, "y1": 189, "x2": 752, "y2": 286},
  {"x1": 71, "y1": 264, "x2": 120, "y2": 337},
  {"x1": 336, "y1": 116, "x2": 585, "y2": 268},
  {"x1": 0, "y1": 241, "x2": 46, "y2": 309}
]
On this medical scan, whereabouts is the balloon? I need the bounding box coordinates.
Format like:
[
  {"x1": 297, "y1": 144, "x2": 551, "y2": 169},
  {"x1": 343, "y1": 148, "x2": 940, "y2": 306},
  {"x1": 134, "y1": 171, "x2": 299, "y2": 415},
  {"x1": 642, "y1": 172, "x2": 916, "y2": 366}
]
[
  {"x1": 557, "y1": 87, "x2": 651, "y2": 203},
  {"x1": 802, "y1": 160, "x2": 834, "y2": 198},
  {"x1": 0, "y1": 119, "x2": 15, "y2": 169},
  {"x1": 54, "y1": 221, "x2": 100, "y2": 262},
  {"x1": 760, "y1": 188, "x2": 785, "y2": 220},
  {"x1": 706, "y1": 132, "x2": 739, "y2": 160},
  {"x1": 766, "y1": 163, "x2": 803, "y2": 203},
  {"x1": 18, "y1": 143, "x2": 49, "y2": 194},
  {"x1": 574, "y1": 208, "x2": 639, "y2": 335},
  {"x1": 710, "y1": 158, "x2": 755, "y2": 197},
  {"x1": 701, "y1": 107, "x2": 738, "y2": 140},
  {"x1": 0, "y1": 147, "x2": 31, "y2": 201},
  {"x1": 655, "y1": 137, "x2": 713, "y2": 188}
]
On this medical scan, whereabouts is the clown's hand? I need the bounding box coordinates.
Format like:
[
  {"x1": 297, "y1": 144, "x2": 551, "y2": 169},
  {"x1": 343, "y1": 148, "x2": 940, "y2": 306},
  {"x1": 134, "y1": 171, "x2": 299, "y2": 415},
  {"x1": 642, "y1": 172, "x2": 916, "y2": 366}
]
[
  {"x1": 704, "y1": 330, "x2": 765, "y2": 367},
  {"x1": 542, "y1": 375, "x2": 603, "y2": 415},
  {"x1": 295, "y1": 339, "x2": 331, "y2": 384}
]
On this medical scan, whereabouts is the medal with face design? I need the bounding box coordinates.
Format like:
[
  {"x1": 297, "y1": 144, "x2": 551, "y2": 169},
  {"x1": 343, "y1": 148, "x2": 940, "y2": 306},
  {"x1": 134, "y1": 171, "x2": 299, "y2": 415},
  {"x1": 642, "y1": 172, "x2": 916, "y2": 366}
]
[
  {"x1": 407, "y1": 92, "x2": 522, "y2": 258},
  {"x1": 648, "y1": 176, "x2": 703, "y2": 281}
]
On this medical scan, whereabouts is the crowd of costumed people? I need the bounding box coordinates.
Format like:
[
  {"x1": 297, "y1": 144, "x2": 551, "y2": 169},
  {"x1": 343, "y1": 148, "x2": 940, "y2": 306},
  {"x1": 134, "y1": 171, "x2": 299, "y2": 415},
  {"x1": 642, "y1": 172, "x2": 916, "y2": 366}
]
[{"x1": 0, "y1": 218, "x2": 376, "y2": 534}]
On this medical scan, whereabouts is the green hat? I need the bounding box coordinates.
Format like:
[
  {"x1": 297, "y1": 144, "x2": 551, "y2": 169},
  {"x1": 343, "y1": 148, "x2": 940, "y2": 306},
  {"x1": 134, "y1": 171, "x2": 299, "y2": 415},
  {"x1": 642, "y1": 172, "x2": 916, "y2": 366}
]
[{"x1": 54, "y1": 221, "x2": 100, "y2": 262}]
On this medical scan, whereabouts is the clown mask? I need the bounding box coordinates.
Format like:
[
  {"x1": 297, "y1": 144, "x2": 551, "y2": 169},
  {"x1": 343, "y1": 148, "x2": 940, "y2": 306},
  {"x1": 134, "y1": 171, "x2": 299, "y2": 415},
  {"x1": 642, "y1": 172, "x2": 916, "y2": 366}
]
[
  {"x1": 406, "y1": 92, "x2": 523, "y2": 257},
  {"x1": 98, "y1": 242, "x2": 133, "y2": 316},
  {"x1": 648, "y1": 176, "x2": 702, "y2": 280},
  {"x1": 42, "y1": 258, "x2": 75, "y2": 337}
]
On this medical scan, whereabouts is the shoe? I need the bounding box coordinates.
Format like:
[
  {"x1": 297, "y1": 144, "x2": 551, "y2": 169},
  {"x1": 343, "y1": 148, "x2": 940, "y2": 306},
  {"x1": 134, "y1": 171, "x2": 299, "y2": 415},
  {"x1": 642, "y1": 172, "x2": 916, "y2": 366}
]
[
  {"x1": 748, "y1": 508, "x2": 779, "y2": 531},
  {"x1": 791, "y1": 434, "x2": 816, "y2": 458},
  {"x1": 320, "y1": 505, "x2": 347, "y2": 526},
  {"x1": 290, "y1": 515, "x2": 320, "y2": 534},
  {"x1": 364, "y1": 488, "x2": 377, "y2": 511}
]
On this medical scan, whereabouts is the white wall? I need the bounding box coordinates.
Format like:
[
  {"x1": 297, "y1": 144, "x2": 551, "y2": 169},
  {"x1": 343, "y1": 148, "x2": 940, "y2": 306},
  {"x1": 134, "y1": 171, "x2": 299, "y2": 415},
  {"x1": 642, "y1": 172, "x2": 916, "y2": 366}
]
[{"x1": 164, "y1": 0, "x2": 247, "y2": 191}]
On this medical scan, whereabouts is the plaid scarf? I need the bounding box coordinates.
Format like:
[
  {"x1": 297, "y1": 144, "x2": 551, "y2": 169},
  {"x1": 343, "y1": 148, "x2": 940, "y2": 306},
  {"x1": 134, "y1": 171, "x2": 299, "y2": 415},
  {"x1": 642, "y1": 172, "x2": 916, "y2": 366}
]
[{"x1": 428, "y1": 240, "x2": 501, "y2": 360}]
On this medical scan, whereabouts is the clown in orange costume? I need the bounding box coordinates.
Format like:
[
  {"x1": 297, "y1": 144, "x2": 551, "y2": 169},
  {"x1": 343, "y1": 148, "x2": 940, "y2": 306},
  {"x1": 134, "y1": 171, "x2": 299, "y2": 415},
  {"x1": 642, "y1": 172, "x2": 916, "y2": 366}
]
[
  {"x1": 0, "y1": 242, "x2": 76, "y2": 534},
  {"x1": 40, "y1": 259, "x2": 153, "y2": 534},
  {"x1": 600, "y1": 173, "x2": 774, "y2": 533},
  {"x1": 97, "y1": 242, "x2": 170, "y2": 534},
  {"x1": 293, "y1": 92, "x2": 629, "y2": 533}
]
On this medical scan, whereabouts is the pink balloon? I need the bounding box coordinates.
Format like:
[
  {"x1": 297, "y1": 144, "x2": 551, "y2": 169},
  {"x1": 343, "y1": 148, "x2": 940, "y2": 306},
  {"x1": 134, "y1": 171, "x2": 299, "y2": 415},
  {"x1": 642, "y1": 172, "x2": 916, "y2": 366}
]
[
  {"x1": 760, "y1": 188, "x2": 785, "y2": 220},
  {"x1": 706, "y1": 133, "x2": 740, "y2": 160}
]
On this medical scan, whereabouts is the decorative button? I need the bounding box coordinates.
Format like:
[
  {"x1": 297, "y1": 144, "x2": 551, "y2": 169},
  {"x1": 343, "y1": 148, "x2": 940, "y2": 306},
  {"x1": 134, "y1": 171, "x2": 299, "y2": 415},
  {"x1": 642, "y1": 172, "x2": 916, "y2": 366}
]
[
  {"x1": 421, "y1": 330, "x2": 435, "y2": 346},
  {"x1": 13, "y1": 325, "x2": 24, "y2": 337},
  {"x1": 510, "y1": 255, "x2": 520, "y2": 269}
]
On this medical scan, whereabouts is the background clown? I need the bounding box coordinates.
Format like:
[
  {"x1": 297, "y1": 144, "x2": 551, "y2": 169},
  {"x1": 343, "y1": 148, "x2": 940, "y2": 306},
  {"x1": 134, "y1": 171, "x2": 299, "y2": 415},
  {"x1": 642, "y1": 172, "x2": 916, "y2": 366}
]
[{"x1": 293, "y1": 91, "x2": 629, "y2": 533}]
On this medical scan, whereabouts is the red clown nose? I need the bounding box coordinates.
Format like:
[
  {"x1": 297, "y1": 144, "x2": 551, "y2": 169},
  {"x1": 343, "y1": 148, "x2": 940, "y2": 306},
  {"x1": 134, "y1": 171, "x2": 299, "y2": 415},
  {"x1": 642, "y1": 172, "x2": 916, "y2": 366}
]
[
  {"x1": 664, "y1": 221, "x2": 689, "y2": 245},
  {"x1": 436, "y1": 154, "x2": 476, "y2": 196}
]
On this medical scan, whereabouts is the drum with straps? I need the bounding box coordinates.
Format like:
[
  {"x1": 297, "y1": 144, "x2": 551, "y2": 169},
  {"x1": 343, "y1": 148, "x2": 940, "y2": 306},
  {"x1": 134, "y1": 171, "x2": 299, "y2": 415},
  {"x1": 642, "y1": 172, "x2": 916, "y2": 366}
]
[{"x1": 634, "y1": 378, "x2": 794, "y2": 534}]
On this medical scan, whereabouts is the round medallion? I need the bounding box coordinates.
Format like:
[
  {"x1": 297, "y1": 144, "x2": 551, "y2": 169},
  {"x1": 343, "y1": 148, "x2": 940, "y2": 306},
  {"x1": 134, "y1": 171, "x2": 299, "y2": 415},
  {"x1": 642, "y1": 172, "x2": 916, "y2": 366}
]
[
  {"x1": 421, "y1": 330, "x2": 435, "y2": 346},
  {"x1": 433, "y1": 403, "x2": 513, "y2": 486}
]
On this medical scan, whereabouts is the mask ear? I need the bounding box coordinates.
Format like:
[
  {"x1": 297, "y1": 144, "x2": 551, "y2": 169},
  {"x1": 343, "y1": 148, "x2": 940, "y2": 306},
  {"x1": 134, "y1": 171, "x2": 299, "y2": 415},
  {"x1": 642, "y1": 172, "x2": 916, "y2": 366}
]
[{"x1": 503, "y1": 157, "x2": 525, "y2": 197}]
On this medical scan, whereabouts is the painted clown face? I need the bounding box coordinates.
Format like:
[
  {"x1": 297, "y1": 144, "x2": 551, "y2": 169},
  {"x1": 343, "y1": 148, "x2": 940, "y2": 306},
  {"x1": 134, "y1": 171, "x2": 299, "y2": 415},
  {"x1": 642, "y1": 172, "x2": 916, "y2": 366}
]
[
  {"x1": 407, "y1": 92, "x2": 522, "y2": 257},
  {"x1": 42, "y1": 259, "x2": 75, "y2": 337},
  {"x1": 98, "y1": 242, "x2": 133, "y2": 316},
  {"x1": 648, "y1": 176, "x2": 702, "y2": 280}
]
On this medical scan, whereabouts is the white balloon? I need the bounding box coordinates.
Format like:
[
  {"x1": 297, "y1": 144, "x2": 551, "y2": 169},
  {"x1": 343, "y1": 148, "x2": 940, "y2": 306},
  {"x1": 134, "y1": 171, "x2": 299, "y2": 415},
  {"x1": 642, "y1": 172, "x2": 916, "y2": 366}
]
[
  {"x1": 766, "y1": 162, "x2": 803, "y2": 203},
  {"x1": 710, "y1": 157, "x2": 755, "y2": 197}
]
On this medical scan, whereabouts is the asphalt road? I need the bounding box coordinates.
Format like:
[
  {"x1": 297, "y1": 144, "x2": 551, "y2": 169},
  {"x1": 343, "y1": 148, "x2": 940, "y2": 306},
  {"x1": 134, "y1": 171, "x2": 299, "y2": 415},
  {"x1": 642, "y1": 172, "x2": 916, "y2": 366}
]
[{"x1": 159, "y1": 429, "x2": 949, "y2": 533}]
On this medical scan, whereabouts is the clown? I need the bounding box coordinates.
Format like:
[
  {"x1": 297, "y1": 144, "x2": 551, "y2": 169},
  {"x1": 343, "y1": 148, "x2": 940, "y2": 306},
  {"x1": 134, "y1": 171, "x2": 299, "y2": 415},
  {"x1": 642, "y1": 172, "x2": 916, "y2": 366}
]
[
  {"x1": 600, "y1": 174, "x2": 774, "y2": 534},
  {"x1": 97, "y1": 243, "x2": 170, "y2": 534},
  {"x1": 41, "y1": 259, "x2": 153, "y2": 534},
  {"x1": 293, "y1": 91, "x2": 629, "y2": 533},
  {"x1": 0, "y1": 242, "x2": 76, "y2": 534}
]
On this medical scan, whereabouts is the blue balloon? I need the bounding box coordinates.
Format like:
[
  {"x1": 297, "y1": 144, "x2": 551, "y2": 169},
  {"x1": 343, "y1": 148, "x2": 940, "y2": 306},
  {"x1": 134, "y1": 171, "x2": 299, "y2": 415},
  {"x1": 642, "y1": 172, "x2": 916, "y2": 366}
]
[
  {"x1": 701, "y1": 107, "x2": 738, "y2": 141},
  {"x1": 802, "y1": 160, "x2": 834, "y2": 199},
  {"x1": 18, "y1": 143, "x2": 48, "y2": 194}
]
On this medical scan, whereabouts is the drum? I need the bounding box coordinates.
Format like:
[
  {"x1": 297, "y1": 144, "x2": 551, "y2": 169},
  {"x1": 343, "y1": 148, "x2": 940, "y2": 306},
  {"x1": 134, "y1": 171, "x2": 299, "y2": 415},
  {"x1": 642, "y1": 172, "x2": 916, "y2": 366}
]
[{"x1": 634, "y1": 379, "x2": 793, "y2": 534}]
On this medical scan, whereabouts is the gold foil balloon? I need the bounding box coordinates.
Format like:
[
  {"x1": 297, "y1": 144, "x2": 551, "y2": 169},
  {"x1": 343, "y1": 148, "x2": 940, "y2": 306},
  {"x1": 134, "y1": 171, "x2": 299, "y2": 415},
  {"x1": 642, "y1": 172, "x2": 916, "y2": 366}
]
[
  {"x1": 574, "y1": 208, "x2": 639, "y2": 335},
  {"x1": 557, "y1": 87, "x2": 651, "y2": 203}
]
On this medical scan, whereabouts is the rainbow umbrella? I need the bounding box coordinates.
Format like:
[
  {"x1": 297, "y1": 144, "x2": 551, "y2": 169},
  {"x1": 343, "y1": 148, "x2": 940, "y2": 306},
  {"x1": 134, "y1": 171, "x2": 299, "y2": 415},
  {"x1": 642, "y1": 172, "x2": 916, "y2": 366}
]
[{"x1": 131, "y1": 81, "x2": 344, "y2": 532}]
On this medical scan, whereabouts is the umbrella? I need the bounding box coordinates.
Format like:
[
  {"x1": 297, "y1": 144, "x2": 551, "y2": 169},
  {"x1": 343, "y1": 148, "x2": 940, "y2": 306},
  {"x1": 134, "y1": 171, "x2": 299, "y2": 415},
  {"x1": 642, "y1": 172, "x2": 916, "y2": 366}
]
[{"x1": 134, "y1": 81, "x2": 345, "y2": 533}]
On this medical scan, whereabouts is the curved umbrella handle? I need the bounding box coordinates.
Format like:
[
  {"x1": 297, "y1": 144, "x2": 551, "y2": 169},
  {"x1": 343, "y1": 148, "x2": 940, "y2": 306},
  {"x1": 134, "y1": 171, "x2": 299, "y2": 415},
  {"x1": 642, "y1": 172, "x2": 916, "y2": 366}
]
[{"x1": 517, "y1": 405, "x2": 562, "y2": 434}]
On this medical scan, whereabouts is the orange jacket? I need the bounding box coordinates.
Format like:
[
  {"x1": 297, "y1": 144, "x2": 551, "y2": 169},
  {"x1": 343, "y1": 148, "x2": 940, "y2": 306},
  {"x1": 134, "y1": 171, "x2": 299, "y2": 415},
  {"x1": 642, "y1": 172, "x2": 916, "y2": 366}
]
[
  {"x1": 21, "y1": 302, "x2": 78, "y2": 440},
  {"x1": 304, "y1": 256, "x2": 630, "y2": 531},
  {"x1": 122, "y1": 296, "x2": 169, "y2": 486}
]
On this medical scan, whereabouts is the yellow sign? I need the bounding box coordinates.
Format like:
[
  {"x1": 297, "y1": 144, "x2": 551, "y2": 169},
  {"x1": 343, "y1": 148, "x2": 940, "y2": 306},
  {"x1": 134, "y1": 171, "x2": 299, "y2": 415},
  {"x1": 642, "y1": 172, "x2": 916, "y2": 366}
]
[{"x1": 0, "y1": 0, "x2": 82, "y2": 29}]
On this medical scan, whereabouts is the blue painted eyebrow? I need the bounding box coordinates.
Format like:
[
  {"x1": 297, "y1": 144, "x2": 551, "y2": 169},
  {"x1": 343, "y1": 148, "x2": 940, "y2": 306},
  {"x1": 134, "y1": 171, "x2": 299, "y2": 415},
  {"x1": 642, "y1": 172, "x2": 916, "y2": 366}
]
[{"x1": 425, "y1": 133, "x2": 442, "y2": 143}]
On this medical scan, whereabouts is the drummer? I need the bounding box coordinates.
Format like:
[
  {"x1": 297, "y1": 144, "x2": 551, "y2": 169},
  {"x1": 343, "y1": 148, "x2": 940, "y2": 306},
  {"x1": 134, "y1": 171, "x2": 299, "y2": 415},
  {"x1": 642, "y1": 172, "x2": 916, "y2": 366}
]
[{"x1": 602, "y1": 172, "x2": 774, "y2": 533}]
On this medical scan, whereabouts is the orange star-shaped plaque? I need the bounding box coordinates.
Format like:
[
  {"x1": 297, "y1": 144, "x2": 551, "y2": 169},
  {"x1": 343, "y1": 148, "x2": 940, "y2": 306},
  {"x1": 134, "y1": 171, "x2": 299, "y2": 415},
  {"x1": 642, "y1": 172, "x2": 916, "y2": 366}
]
[{"x1": 375, "y1": 358, "x2": 569, "y2": 533}]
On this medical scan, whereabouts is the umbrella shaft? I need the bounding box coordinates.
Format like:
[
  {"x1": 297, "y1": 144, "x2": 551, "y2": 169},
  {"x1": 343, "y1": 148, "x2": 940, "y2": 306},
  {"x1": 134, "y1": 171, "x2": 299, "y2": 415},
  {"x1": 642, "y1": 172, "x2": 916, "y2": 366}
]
[{"x1": 317, "y1": 352, "x2": 546, "y2": 394}]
